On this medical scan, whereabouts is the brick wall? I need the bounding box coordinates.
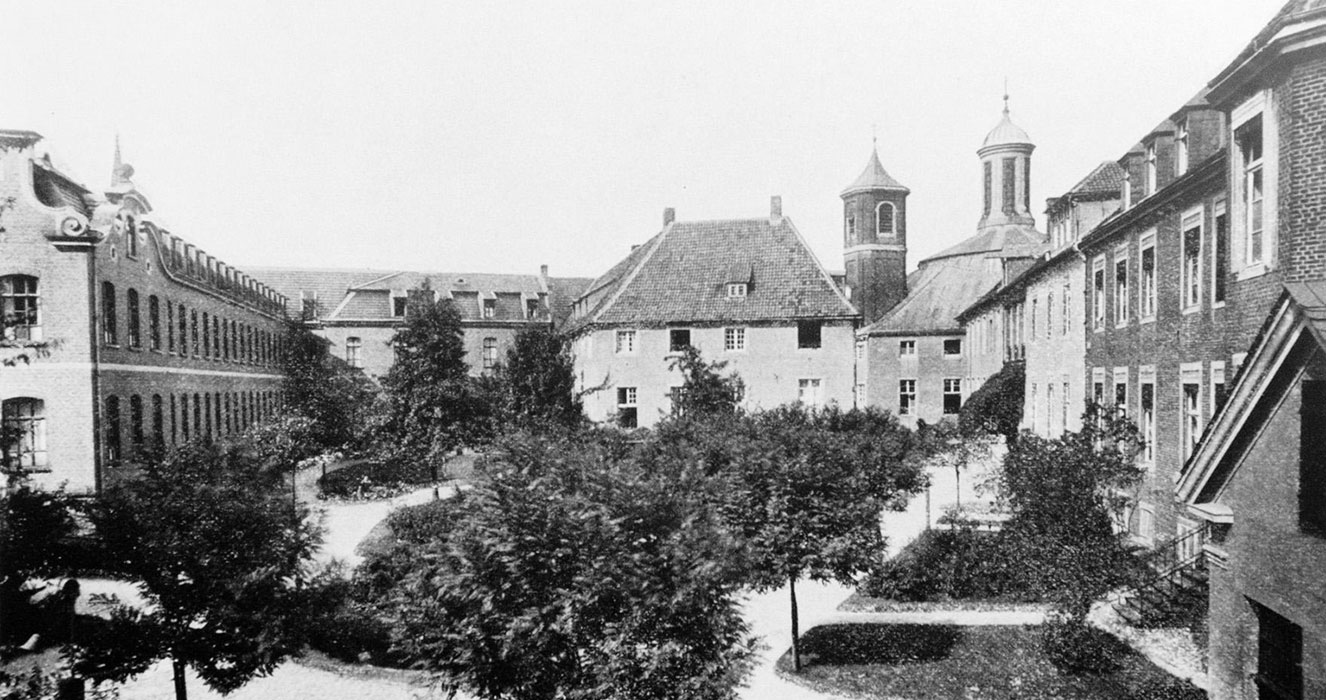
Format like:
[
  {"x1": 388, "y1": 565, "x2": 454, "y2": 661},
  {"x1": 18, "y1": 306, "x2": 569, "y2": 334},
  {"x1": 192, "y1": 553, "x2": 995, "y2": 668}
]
[
  {"x1": 1278, "y1": 51, "x2": 1326, "y2": 284},
  {"x1": 864, "y1": 332, "x2": 966, "y2": 426}
]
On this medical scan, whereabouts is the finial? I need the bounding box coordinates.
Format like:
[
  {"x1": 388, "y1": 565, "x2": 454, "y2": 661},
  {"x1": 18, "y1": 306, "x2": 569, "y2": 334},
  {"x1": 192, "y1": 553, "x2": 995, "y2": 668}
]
[
  {"x1": 871, "y1": 122, "x2": 877, "y2": 150},
  {"x1": 1003, "y1": 78, "x2": 1010, "y2": 115}
]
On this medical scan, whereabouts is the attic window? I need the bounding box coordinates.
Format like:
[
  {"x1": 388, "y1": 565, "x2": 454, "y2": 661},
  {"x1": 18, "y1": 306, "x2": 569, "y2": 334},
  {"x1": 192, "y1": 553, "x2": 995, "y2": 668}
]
[{"x1": 727, "y1": 283, "x2": 748, "y2": 298}]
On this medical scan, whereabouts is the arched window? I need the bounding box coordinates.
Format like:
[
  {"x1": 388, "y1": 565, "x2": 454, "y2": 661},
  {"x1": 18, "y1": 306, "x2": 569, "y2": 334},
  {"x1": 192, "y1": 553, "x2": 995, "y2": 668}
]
[
  {"x1": 876, "y1": 202, "x2": 896, "y2": 236},
  {"x1": 346, "y1": 337, "x2": 362, "y2": 368},
  {"x1": 482, "y1": 337, "x2": 498, "y2": 370},
  {"x1": 202, "y1": 312, "x2": 210, "y2": 358},
  {"x1": 102, "y1": 282, "x2": 118, "y2": 345},
  {"x1": 2, "y1": 397, "x2": 48, "y2": 470},
  {"x1": 149, "y1": 296, "x2": 161, "y2": 351},
  {"x1": 1, "y1": 275, "x2": 40, "y2": 341},
  {"x1": 127, "y1": 289, "x2": 141, "y2": 348}
]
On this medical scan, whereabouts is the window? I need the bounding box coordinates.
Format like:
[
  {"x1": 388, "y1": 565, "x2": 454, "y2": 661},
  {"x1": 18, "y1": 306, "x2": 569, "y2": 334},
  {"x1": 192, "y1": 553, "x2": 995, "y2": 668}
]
[
  {"x1": 180, "y1": 393, "x2": 190, "y2": 441},
  {"x1": 1254, "y1": 601, "x2": 1303, "y2": 700},
  {"x1": 855, "y1": 341, "x2": 865, "y2": 361},
  {"x1": 193, "y1": 394, "x2": 201, "y2": 438},
  {"x1": 669, "y1": 329, "x2": 691, "y2": 352},
  {"x1": 205, "y1": 393, "x2": 213, "y2": 440},
  {"x1": 616, "y1": 387, "x2": 638, "y2": 429},
  {"x1": 1175, "y1": 120, "x2": 1189, "y2": 175},
  {"x1": 212, "y1": 316, "x2": 220, "y2": 359},
  {"x1": 346, "y1": 337, "x2": 363, "y2": 368},
  {"x1": 202, "y1": 312, "x2": 211, "y2": 358},
  {"x1": 166, "y1": 302, "x2": 174, "y2": 353},
  {"x1": 1145, "y1": 142, "x2": 1157, "y2": 196},
  {"x1": 1062, "y1": 283, "x2": 1071, "y2": 335},
  {"x1": 797, "y1": 321, "x2": 822, "y2": 349},
  {"x1": 392, "y1": 293, "x2": 407, "y2": 318},
  {"x1": 1136, "y1": 503, "x2": 1155, "y2": 545},
  {"x1": 1030, "y1": 384, "x2": 1038, "y2": 434},
  {"x1": 798, "y1": 379, "x2": 823, "y2": 408},
  {"x1": 300, "y1": 292, "x2": 318, "y2": 321},
  {"x1": 1299, "y1": 380, "x2": 1326, "y2": 536},
  {"x1": 1092, "y1": 367, "x2": 1106, "y2": 410},
  {"x1": 1140, "y1": 374, "x2": 1155, "y2": 465},
  {"x1": 942, "y1": 379, "x2": 962, "y2": 415},
  {"x1": 615, "y1": 329, "x2": 636, "y2": 354},
  {"x1": 1211, "y1": 362, "x2": 1227, "y2": 415},
  {"x1": 1046, "y1": 383, "x2": 1055, "y2": 435},
  {"x1": 1030, "y1": 299, "x2": 1038, "y2": 339},
  {"x1": 1092, "y1": 258, "x2": 1105, "y2": 330},
  {"x1": 179, "y1": 305, "x2": 188, "y2": 355},
  {"x1": 105, "y1": 395, "x2": 121, "y2": 465},
  {"x1": 982, "y1": 161, "x2": 992, "y2": 217},
  {"x1": 899, "y1": 340, "x2": 916, "y2": 357},
  {"x1": 1139, "y1": 232, "x2": 1156, "y2": 321},
  {"x1": 724, "y1": 327, "x2": 746, "y2": 352},
  {"x1": 482, "y1": 337, "x2": 498, "y2": 370},
  {"x1": 1002, "y1": 157, "x2": 1016, "y2": 212},
  {"x1": 943, "y1": 338, "x2": 962, "y2": 356},
  {"x1": 1045, "y1": 293, "x2": 1053, "y2": 340},
  {"x1": 876, "y1": 202, "x2": 896, "y2": 236},
  {"x1": 1238, "y1": 115, "x2": 1265, "y2": 266},
  {"x1": 726, "y1": 283, "x2": 748, "y2": 298},
  {"x1": 148, "y1": 296, "x2": 161, "y2": 351},
  {"x1": 1111, "y1": 369, "x2": 1128, "y2": 418},
  {"x1": 526, "y1": 298, "x2": 540, "y2": 318},
  {"x1": 1122, "y1": 169, "x2": 1132, "y2": 210},
  {"x1": 846, "y1": 210, "x2": 856, "y2": 238},
  {"x1": 1182, "y1": 377, "x2": 1201, "y2": 461},
  {"x1": 1, "y1": 398, "x2": 47, "y2": 470},
  {"x1": 0, "y1": 275, "x2": 40, "y2": 341},
  {"x1": 101, "y1": 282, "x2": 118, "y2": 345},
  {"x1": 130, "y1": 395, "x2": 144, "y2": 456},
  {"x1": 152, "y1": 395, "x2": 164, "y2": 452},
  {"x1": 482, "y1": 298, "x2": 496, "y2": 319},
  {"x1": 1062, "y1": 379, "x2": 1071, "y2": 434},
  {"x1": 899, "y1": 379, "x2": 916, "y2": 416},
  {"x1": 1181, "y1": 210, "x2": 1202, "y2": 310},
  {"x1": 1114, "y1": 254, "x2": 1129, "y2": 326},
  {"x1": 1213, "y1": 200, "x2": 1229, "y2": 305}
]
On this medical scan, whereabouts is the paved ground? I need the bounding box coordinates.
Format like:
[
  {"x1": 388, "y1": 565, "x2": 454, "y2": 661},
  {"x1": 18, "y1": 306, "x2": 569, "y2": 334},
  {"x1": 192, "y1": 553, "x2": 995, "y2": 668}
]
[{"x1": 95, "y1": 457, "x2": 996, "y2": 699}]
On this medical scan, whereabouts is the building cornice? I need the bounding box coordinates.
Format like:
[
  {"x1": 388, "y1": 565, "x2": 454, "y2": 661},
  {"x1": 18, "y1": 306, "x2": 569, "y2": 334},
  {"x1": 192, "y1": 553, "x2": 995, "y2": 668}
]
[{"x1": 1078, "y1": 152, "x2": 1227, "y2": 254}]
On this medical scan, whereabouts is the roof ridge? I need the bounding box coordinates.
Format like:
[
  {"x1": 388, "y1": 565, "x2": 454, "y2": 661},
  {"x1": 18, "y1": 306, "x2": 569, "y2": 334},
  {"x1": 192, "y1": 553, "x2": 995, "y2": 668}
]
[{"x1": 590, "y1": 223, "x2": 675, "y2": 324}]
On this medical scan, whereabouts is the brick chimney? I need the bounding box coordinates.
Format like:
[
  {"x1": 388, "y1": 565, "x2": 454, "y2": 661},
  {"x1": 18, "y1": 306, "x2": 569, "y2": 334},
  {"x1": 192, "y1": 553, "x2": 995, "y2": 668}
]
[
  {"x1": 770, "y1": 195, "x2": 783, "y2": 224},
  {"x1": 663, "y1": 207, "x2": 676, "y2": 226}
]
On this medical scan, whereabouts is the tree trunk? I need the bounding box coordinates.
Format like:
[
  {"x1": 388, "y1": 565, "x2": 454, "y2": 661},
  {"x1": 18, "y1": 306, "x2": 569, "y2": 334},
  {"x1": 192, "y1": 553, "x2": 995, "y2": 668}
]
[
  {"x1": 789, "y1": 573, "x2": 801, "y2": 673},
  {"x1": 172, "y1": 658, "x2": 188, "y2": 700}
]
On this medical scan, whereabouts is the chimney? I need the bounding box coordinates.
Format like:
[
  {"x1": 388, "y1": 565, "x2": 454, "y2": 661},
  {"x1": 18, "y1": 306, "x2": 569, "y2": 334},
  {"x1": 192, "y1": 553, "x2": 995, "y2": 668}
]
[
  {"x1": 539, "y1": 264, "x2": 549, "y2": 291},
  {"x1": 663, "y1": 207, "x2": 676, "y2": 226},
  {"x1": 770, "y1": 195, "x2": 783, "y2": 223}
]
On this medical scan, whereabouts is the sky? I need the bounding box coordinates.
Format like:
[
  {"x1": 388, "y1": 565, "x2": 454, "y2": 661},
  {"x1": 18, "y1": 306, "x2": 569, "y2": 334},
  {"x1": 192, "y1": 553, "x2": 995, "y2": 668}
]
[{"x1": 0, "y1": 1, "x2": 1288, "y2": 281}]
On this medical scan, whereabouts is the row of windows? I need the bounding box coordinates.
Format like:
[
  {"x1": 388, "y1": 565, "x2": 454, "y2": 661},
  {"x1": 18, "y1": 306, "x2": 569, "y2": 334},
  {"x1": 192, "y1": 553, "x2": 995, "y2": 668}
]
[
  {"x1": 612, "y1": 377, "x2": 826, "y2": 428},
  {"x1": 614, "y1": 323, "x2": 825, "y2": 356},
  {"x1": 100, "y1": 281, "x2": 283, "y2": 368},
  {"x1": 895, "y1": 378, "x2": 962, "y2": 417},
  {"x1": 101, "y1": 389, "x2": 283, "y2": 466},
  {"x1": 895, "y1": 338, "x2": 962, "y2": 358},
  {"x1": 1088, "y1": 360, "x2": 1233, "y2": 471}
]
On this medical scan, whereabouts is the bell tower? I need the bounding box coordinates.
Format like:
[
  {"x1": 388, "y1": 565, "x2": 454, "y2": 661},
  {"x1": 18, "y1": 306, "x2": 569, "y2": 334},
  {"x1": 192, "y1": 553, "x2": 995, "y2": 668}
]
[
  {"x1": 842, "y1": 144, "x2": 909, "y2": 325},
  {"x1": 977, "y1": 94, "x2": 1036, "y2": 231}
]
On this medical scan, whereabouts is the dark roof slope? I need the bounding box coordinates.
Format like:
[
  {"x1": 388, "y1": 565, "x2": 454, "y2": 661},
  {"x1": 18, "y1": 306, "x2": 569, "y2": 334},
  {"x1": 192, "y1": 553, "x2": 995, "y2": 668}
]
[
  {"x1": 923, "y1": 223, "x2": 1046, "y2": 264},
  {"x1": 548, "y1": 277, "x2": 595, "y2": 328},
  {"x1": 1065, "y1": 161, "x2": 1125, "y2": 199},
  {"x1": 863, "y1": 253, "x2": 1006, "y2": 335}
]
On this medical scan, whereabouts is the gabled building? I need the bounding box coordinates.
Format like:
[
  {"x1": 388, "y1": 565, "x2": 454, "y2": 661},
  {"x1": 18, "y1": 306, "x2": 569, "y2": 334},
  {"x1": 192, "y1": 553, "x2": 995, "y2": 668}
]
[
  {"x1": 858, "y1": 103, "x2": 1046, "y2": 425},
  {"x1": 566, "y1": 197, "x2": 859, "y2": 427},
  {"x1": 1, "y1": 132, "x2": 289, "y2": 493}
]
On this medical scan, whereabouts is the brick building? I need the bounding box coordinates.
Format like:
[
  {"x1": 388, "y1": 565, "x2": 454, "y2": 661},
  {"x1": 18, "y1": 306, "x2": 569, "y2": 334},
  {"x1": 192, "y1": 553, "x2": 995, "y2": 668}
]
[
  {"x1": 858, "y1": 104, "x2": 1045, "y2": 426},
  {"x1": 250, "y1": 267, "x2": 591, "y2": 381},
  {"x1": 567, "y1": 197, "x2": 858, "y2": 427},
  {"x1": 0, "y1": 132, "x2": 289, "y2": 494}
]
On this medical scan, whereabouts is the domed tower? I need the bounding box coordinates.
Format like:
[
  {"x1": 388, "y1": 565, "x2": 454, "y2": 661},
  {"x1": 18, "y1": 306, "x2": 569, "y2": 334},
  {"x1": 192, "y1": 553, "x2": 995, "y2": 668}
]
[
  {"x1": 841, "y1": 145, "x2": 909, "y2": 325},
  {"x1": 978, "y1": 96, "x2": 1036, "y2": 231}
]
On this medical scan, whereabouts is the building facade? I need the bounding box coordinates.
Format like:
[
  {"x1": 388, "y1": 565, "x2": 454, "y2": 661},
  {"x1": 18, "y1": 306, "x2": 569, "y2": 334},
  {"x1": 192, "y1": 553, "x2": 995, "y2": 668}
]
[
  {"x1": 0, "y1": 132, "x2": 289, "y2": 494},
  {"x1": 568, "y1": 198, "x2": 859, "y2": 427}
]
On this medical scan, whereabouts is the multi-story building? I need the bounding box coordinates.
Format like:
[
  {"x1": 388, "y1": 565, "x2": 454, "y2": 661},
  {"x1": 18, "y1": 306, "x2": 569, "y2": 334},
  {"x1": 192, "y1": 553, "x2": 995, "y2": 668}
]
[
  {"x1": 0, "y1": 132, "x2": 289, "y2": 494},
  {"x1": 567, "y1": 197, "x2": 859, "y2": 427},
  {"x1": 858, "y1": 103, "x2": 1045, "y2": 425},
  {"x1": 250, "y1": 267, "x2": 591, "y2": 381}
]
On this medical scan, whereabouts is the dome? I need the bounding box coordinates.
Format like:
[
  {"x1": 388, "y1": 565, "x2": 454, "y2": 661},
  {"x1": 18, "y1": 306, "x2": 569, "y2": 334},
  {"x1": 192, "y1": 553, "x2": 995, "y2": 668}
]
[{"x1": 981, "y1": 108, "x2": 1033, "y2": 150}]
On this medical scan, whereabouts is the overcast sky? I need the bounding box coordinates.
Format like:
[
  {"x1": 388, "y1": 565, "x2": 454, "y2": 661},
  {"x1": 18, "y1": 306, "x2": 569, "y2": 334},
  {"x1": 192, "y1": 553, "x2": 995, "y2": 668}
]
[{"x1": 1, "y1": 1, "x2": 1285, "y2": 280}]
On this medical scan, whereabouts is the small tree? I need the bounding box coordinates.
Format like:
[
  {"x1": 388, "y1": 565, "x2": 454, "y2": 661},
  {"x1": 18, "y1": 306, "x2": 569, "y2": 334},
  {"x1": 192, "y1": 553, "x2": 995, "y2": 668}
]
[
  {"x1": 497, "y1": 324, "x2": 582, "y2": 429},
  {"x1": 667, "y1": 346, "x2": 744, "y2": 420},
  {"x1": 71, "y1": 443, "x2": 322, "y2": 700}
]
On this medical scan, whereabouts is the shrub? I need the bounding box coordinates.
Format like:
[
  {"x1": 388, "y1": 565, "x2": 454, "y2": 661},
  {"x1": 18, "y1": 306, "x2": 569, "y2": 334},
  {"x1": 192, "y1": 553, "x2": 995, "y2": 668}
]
[
  {"x1": 316, "y1": 459, "x2": 436, "y2": 500},
  {"x1": 861, "y1": 527, "x2": 1025, "y2": 602},
  {"x1": 1124, "y1": 677, "x2": 1208, "y2": 700},
  {"x1": 301, "y1": 568, "x2": 398, "y2": 667},
  {"x1": 1040, "y1": 616, "x2": 1131, "y2": 674},
  {"x1": 384, "y1": 497, "x2": 464, "y2": 545},
  {"x1": 797, "y1": 624, "x2": 961, "y2": 665}
]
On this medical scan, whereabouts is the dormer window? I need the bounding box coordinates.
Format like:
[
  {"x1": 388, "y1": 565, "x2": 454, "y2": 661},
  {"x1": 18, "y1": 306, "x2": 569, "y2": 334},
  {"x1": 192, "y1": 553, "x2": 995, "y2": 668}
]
[
  {"x1": 482, "y1": 298, "x2": 496, "y2": 318},
  {"x1": 726, "y1": 283, "x2": 748, "y2": 298},
  {"x1": 876, "y1": 202, "x2": 896, "y2": 236},
  {"x1": 391, "y1": 292, "x2": 407, "y2": 318},
  {"x1": 1145, "y1": 143, "x2": 1157, "y2": 196},
  {"x1": 1175, "y1": 120, "x2": 1189, "y2": 175},
  {"x1": 1122, "y1": 170, "x2": 1133, "y2": 210}
]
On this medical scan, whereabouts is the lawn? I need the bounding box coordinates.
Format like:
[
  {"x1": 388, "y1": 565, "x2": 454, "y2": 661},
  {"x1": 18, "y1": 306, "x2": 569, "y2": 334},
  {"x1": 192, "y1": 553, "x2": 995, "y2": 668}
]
[{"x1": 779, "y1": 624, "x2": 1205, "y2": 700}]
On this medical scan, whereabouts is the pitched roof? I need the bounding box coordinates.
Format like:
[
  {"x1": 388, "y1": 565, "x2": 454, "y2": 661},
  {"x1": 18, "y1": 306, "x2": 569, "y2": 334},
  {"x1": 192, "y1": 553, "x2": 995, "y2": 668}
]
[
  {"x1": 862, "y1": 253, "x2": 1005, "y2": 335},
  {"x1": 841, "y1": 149, "x2": 909, "y2": 195},
  {"x1": 547, "y1": 276, "x2": 595, "y2": 328},
  {"x1": 923, "y1": 223, "x2": 1046, "y2": 264},
  {"x1": 1065, "y1": 161, "x2": 1125, "y2": 199},
  {"x1": 571, "y1": 215, "x2": 857, "y2": 330}
]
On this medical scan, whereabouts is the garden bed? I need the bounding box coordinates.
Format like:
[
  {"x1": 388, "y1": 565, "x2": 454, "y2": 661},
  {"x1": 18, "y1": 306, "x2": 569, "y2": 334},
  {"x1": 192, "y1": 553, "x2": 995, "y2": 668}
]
[
  {"x1": 317, "y1": 453, "x2": 477, "y2": 502},
  {"x1": 777, "y1": 623, "x2": 1206, "y2": 700},
  {"x1": 839, "y1": 591, "x2": 1049, "y2": 614}
]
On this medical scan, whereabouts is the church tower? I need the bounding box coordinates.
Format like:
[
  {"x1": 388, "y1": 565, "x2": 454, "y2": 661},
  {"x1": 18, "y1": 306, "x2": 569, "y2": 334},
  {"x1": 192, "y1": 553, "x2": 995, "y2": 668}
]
[
  {"x1": 842, "y1": 145, "x2": 909, "y2": 325},
  {"x1": 978, "y1": 96, "x2": 1036, "y2": 231}
]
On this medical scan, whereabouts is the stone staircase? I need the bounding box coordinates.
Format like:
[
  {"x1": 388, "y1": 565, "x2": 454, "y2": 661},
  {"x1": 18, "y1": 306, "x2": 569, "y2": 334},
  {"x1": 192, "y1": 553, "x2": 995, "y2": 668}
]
[{"x1": 1114, "y1": 524, "x2": 1209, "y2": 629}]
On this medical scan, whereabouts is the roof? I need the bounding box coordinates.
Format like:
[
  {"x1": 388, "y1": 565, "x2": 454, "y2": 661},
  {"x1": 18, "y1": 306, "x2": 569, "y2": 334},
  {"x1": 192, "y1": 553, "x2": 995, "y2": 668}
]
[
  {"x1": 1065, "y1": 161, "x2": 1125, "y2": 199},
  {"x1": 862, "y1": 253, "x2": 1005, "y2": 335},
  {"x1": 956, "y1": 244, "x2": 1079, "y2": 323},
  {"x1": 923, "y1": 223, "x2": 1046, "y2": 264},
  {"x1": 0, "y1": 129, "x2": 43, "y2": 150},
  {"x1": 980, "y1": 108, "x2": 1033, "y2": 150},
  {"x1": 570, "y1": 215, "x2": 857, "y2": 331},
  {"x1": 547, "y1": 276, "x2": 595, "y2": 328},
  {"x1": 841, "y1": 149, "x2": 909, "y2": 195}
]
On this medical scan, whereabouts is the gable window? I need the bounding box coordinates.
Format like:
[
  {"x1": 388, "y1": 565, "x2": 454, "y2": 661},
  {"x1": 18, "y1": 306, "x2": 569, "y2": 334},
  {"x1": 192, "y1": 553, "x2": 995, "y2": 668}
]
[
  {"x1": 669, "y1": 328, "x2": 691, "y2": 352},
  {"x1": 1213, "y1": 199, "x2": 1229, "y2": 305},
  {"x1": 724, "y1": 327, "x2": 746, "y2": 352},
  {"x1": 1114, "y1": 252, "x2": 1129, "y2": 326},
  {"x1": 101, "y1": 282, "x2": 118, "y2": 345},
  {"x1": 1, "y1": 398, "x2": 47, "y2": 471},
  {"x1": 615, "y1": 329, "x2": 637, "y2": 355},
  {"x1": 1181, "y1": 210, "x2": 1202, "y2": 311},
  {"x1": 482, "y1": 337, "x2": 498, "y2": 370},
  {"x1": 898, "y1": 379, "x2": 916, "y2": 416},
  {"x1": 1139, "y1": 232, "x2": 1156, "y2": 321},
  {"x1": 1238, "y1": 115, "x2": 1265, "y2": 266},
  {"x1": 346, "y1": 336, "x2": 363, "y2": 368},
  {"x1": 482, "y1": 298, "x2": 496, "y2": 319},
  {"x1": 899, "y1": 339, "x2": 916, "y2": 357},
  {"x1": 1144, "y1": 142, "x2": 1157, "y2": 196},
  {"x1": 943, "y1": 338, "x2": 962, "y2": 356},
  {"x1": 798, "y1": 378, "x2": 823, "y2": 408},
  {"x1": 942, "y1": 378, "x2": 962, "y2": 415},
  {"x1": 1254, "y1": 601, "x2": 1303, "y2": 700},
  {"x1": 876, "y1": 202, "x2": 896, "y2": 236},
  {"x1": 616, "y1": 387, "x2": 638, "y2": 429},
  {"x1": 1299, "y1": 380, "x2": 1326, "y2": 536},
  {"x1": 0, "y1": 275, "x2": 40, "y2": 341},
  {"x1": 1092, "y1": 258, "x2": 1106, "y2": 330},
  {"x1": 797, "y1": 321, "x2": 822, "y2": 349},
  {"x1": 1175, "y1": 120, "x2": 1189, "y2": 175},
  {"x1": 726, "y1": 283, "x2": 748, "y2": 298}
]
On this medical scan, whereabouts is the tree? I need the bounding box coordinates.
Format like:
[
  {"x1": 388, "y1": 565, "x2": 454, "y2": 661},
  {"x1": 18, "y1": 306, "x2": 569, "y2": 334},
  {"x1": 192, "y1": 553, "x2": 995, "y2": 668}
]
[
  {"x1": 282, "y1": 322, "x2": 377, "y2": 453},
  {"x1": 0, "y1": 479, "x2": 79, "y2": 648},
  {"x1": 496, "y1": 324, "x2": 582, "y2": 429},
  {"x1": 710, "y1": 405, "x2": 925, "y2": 672},
  {"x1": 71, "y1": 443, "x2": 322, "y2": 700},
  {"x1": 384, "y1": 428, "x2": 756, "y2": 700},
  {"x1": 958, "y1": 360, "x2": 1024, "y2": 444},
  {"x1": 667, "y1": 346, "x2": 744, "y2": 420},
  {"x1": 378, "y1": 284, "x2": 483, "y2": 477}
]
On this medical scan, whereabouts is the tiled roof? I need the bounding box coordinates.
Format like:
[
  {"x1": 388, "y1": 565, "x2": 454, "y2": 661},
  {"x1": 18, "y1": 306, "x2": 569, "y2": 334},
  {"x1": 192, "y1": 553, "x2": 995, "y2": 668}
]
[
  {"x1": 862, "y1": 253, "x2": 1007, "y2": 335},
  {"x1": 572, "y1": 216, "x2": 857, "y2": 330},
  {"x1": 1065, "y1": 161, "x2": 1125, "y2": 198},
  {"x1": 841, "y1": 149, "x2": 908, "y2": 195},
  {"x1": 352, "y1": 271, "x2": 544, "y2": 295},
  {"x1": 248, "y1": 267, "x2": 391, "y2": 318},
  {"x1": 547, "y1": 277, "x2": 595, "y2": 328}
]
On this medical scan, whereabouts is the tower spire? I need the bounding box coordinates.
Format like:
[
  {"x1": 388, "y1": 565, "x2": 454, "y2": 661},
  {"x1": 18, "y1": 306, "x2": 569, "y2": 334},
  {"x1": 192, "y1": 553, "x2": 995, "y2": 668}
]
[{"x1": 111, "y1": 132, "x2": 123, "y2": 185}]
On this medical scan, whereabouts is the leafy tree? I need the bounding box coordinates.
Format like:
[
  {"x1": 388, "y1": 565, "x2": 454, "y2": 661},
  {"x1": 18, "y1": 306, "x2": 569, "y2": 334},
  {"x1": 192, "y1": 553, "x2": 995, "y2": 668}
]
[
  {"x1": 911, "y1": 419, "x2": 996, "y2": 512},
  {"x1": 494, "y1": 324, "x2": 582, "y2": 429},
  {"x1": 282, "y1": 322, "x2": 377, "y2": 453},
  {"x1": 958, "y1": 360, "x2": 1024, "y2": 444},
  {"x1": 71, "y1": 443, "x2": 322, "y2": 700},
  {"x1": 710, "y1": 405, "x2": 925, "y2": 671},
  {"x1": 384, "y1": 428, "x2": 756, "y2": 700},
  {"x1": 0, "y1": 479, "x2": 80, "y2": 647},
  {"x1": 378, "y1": 284, "x2": 484, "y2": 477},
  {"x1": 667, "y1": 346, "x2": 744, "y2": 420}
]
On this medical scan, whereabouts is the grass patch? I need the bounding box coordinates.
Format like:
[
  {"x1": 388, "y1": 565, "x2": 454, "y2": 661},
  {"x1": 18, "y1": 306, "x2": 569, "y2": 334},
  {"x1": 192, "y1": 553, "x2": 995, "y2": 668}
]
[{"x1": 779, "y1": 624, "x2": 1206, "y2": 700}]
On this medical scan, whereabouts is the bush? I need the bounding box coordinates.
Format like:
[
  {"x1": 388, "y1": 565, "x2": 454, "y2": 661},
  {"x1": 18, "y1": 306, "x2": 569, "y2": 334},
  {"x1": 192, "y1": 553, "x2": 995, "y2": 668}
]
[
  {"x1": 384, "y1": 497, "x2": 464, "y2": 545},
  {"x1": 1040, "y1": 616, "x2": 1131, "y2": 674},
  {"x1": 861, "y1": 527, "x2": 1028, "y2": 602},
  {"x1": 316, "y1": 459, "x2": 436, "y2": 500},
  {"x1": 301, "y1": 568, "x2": 399, "y2": 667},
  {"x1": 797, "y1": 624, "x2": 961, "y2": 665}
]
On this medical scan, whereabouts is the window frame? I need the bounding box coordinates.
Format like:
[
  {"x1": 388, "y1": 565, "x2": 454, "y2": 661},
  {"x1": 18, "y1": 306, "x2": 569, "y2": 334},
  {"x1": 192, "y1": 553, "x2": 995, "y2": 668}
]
[
  {"x1": 1, "y1": 397, "x2": 48, "y2": 471},
  {"x1": 0, "y1": 275, "x2": 41, "y2": 342},
  {"x1": 614, "y1": 329, "x2": 637, "y2": 355},
  {"x1": 346, "y1": 336, "x2": 363, "y2": 368},
  {"x1": 616, "y1": 386, "x2": 639, "y2": 429},
  {"x1": 1139, "y1": 366, "x2": 1156, "y2": 467},
  {"x1": 942, "y1": 378, "x2": 962, "y2": 415},
  {"x1": 1212, "y1": 198, "x2": 1229, "y2": 308},
  {"x1": 1113, "y1": 247, "x2": 1130, "y2": 328},
  {"x1": 898, "y1": 379, "x2": 916, "y2": 416},
  {"x1": 1139, "y1": 230, "x2": 1157, "y2": 323},
  {"x1": 726, "y1": 282, "x2": 748, "y2": 299},
  {"x1": 899, "y1": 339, "x2": 917, "y2": 357},
  {"x1": 723, "y1": 327, "x2": 746, "y2": 352},
  {"x1": 1181, "y1": 363, "x2": 1203, "y2": 461},
  {"x1": 797, "y1": 378, "x2": 823, "y2": 408},
  {"x1": 1092, "y1": 257, "x2": 1106, "y2": 331},
  {"x1": 796, "y1": 321, "x2": 822, "y2": 350},
  {"x1": 875, "y1": 201, "x2": 896, "y2": 237},
  {"x1": 942, "y1": 338, "x2": 962, "y2": 357},
  {"x1": 1180, "y1": 207, "x2": 1204, "y2": 313},
  {"x1": 1145, "y1": 142, "x2": 1157, "y2": 197},
  {"x1": 669, "y1": 328, "x2": 692, "y2": 353}
]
